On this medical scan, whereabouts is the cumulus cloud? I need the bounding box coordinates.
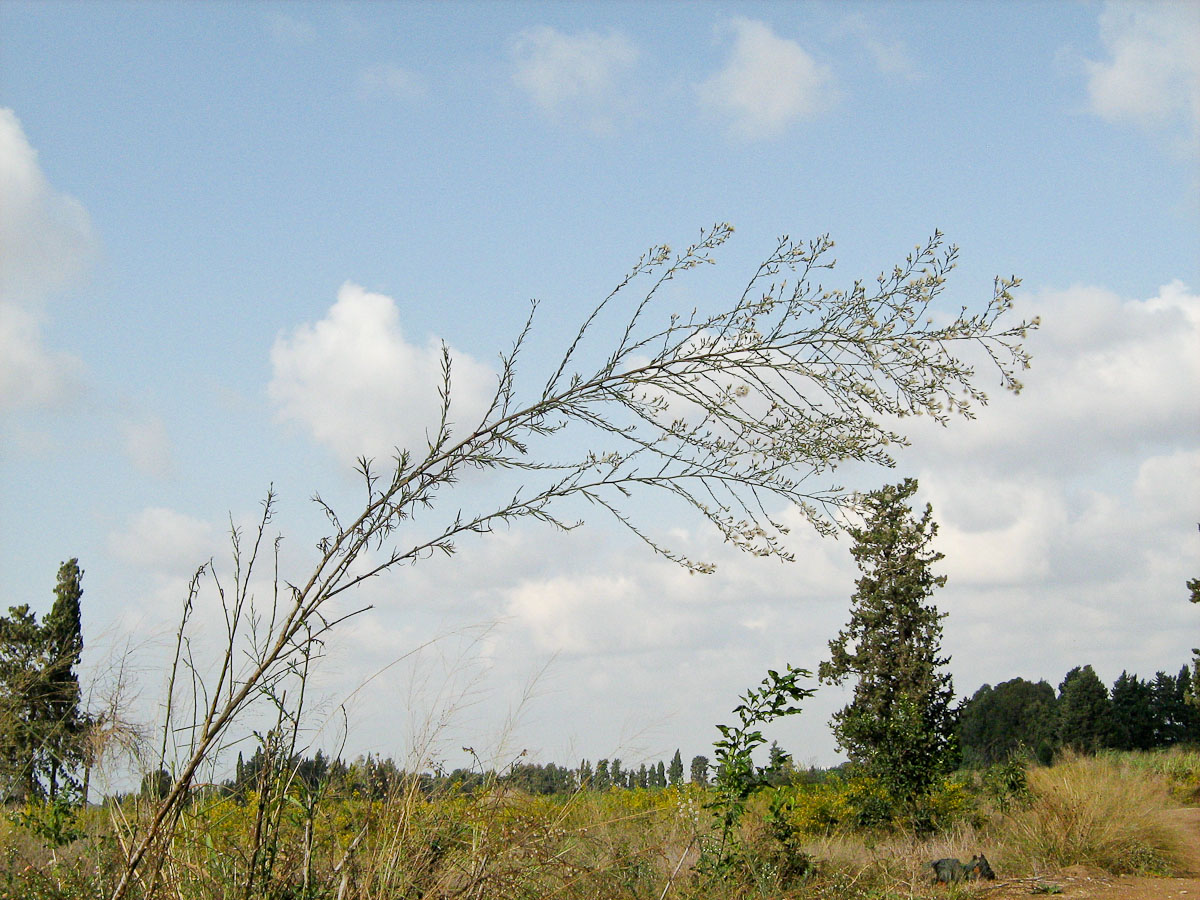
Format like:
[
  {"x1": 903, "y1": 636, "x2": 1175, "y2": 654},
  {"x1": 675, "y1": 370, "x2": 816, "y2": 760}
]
[
  {"x1": 269, "y1": 282, "x2": 496, "y2": 463},
  {"x1": 0, "y1": 301, "x2": 83, "y2": 410},
  {"x1": 510, "y1": 25, "x2": 638, "y2": 130},
  {"x1": 1133, "y1": 448, "x2": 1200, "y2": 527},
  {"x1": 903, "y1": 281, "x2": 1200, "y2": 472},
  {"x1": 697, "y1": 18, "x2": 835, "y2": 140},
  {"x1": 503, "y1": 569, "x2": 705, "y2": 656},
  {"x1": 1084, "y1": 1, "x2": 1200, "y2": 152},
  {"x1": 0, "y1": 108, "x2": 95, "y2": 302},
  {"x1": 0, "y1": 107, "x2": 93, "y2": 409}
]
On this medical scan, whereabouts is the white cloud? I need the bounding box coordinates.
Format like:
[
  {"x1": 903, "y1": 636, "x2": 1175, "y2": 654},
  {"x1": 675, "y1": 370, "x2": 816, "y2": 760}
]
[
  {"x1": 1084, "y1": 1, "x2": 1200, "y2": 152},
  {"x1": 697, "y1": 18, "x2": 835, "y2": 140},
  {"x1": 0, "y1": 300, "x2": 83, "y2": 410},
  {"x1": 925, "y1": 478, "x2": 1062, "y2": 587},
  {"x1": 0, "y1": 108, "x2": 95, "y2": 303},
  {"x1": 1024, "y1": 281, "x2": 1200, "y2": 448},
  {"x1": 269, "y1": 282, "x2": 496, "y2": 463},
  {"x1": 0, "y1": 108, "x2": 93, "y2": 409},
  {"x1": 503, "y1": 568, "x2": 704, "y2": 656},
  {"x1": 359, "y1": 63, "x2": 427, "y2": 102},
  {"x1": 108, "y1": 507, "x2": 216, "y2": 574},
  {"x1": 510, "y1": 26, "x2": 638, "y2": 130},
  {"x1": 904, "y1": 281, "x2": 1200, "y2": 471},
  {"x1": 1133, "y1": 448, "x2": 1200, "y2": 526},
  {"x1": 122, "y1": 417, "x2": 174, "y2": 479}
]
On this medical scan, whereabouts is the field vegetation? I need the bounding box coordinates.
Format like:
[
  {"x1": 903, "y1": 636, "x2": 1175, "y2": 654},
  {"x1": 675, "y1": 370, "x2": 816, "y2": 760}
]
[{"x1": 2, "y1": 747, "x2": 1197, "y2": 899}]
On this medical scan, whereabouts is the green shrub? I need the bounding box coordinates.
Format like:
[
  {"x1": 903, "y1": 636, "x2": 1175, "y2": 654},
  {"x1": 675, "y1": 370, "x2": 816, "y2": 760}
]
[{"x1": 772, "y1": 771, "x2": 975, "y2": 840}]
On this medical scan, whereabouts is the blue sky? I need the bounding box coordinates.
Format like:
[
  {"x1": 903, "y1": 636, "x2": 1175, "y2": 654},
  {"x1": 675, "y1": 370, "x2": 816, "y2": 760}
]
[{"x1": 2, "y1": 1, "x2": 1198, "y2": 784}]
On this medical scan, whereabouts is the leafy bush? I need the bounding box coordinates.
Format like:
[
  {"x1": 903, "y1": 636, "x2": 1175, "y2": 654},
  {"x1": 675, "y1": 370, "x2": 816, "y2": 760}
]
[
  {"x1": 703, "y1": 664, "x2": 813, "y2": 878},
  {"x1": 773, "y1": 771, "x2": 974, "y2": 839}
]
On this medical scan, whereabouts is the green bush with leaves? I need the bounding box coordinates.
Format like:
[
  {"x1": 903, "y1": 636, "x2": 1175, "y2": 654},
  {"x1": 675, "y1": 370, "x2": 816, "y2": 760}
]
[
  {"x1": 703, "y1": 664, "x2": 814, "y2": 878},
  {"x1": 772, "y1": 770, "x2": 975, "y2": 839}
]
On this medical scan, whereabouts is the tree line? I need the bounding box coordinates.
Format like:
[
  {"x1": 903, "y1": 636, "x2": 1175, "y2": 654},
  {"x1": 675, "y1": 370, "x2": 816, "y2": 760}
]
[
  {"x1": 185, "y1": 740, "x2": 826, "y2": 803},
  {"x1": 176, "y1": 656, "x2": 1197, "y2": 806},
  {"x1": 956, "y1": 662, "x2": 1199, "y2": 767}
]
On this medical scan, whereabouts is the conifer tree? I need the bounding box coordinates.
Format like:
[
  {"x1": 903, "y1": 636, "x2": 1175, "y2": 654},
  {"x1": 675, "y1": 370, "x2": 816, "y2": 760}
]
[
  {"x1": 763, "y1": 741, "x2": 794, "y2": 786},
  {"x1": 1188, "y1": 533, "x2": 1200, "y2": 711},
  {"x1": 819, "y1": 479, "x2": 955, "y2": 811},
  {"x1": 668, "y1": 749, "x2": 684, "y2": 786},
  {"x1": 1057, "y1": 665, "x2": 1111, "y2": 752},
  {"x1": 39, "y1": 559, "x2": 86, "y2": 800},
  {"x1": 956, "y1": 677, "x2": 1057, "y2": 766},
  {"x1": 1109, "y1": 671, "x2": 1155, "y2": 751},
  {"x1": 0, "y1": 604, "x2": 44, "y2": 802},
  {"x1": 0, "y1": 560, "x2": 88, "y2": 803}
]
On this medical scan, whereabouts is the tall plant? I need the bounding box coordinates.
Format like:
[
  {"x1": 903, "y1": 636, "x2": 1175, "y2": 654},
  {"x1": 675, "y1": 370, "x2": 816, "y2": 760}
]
[
  {"x1": 112, "y1": 226, "x2": 1035, "y2": 899},
  {"x1": 706, "y1": 665, "x2": 813, "y2": 874},
  {"x1": 0, "y1": 604, "x2": 44, "y2": 803}
]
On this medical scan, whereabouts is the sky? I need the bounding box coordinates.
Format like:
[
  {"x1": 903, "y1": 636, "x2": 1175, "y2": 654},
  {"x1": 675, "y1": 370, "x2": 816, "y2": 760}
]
[{"x1": 1, "y1": 0, "x2": 1198, "y2": 788}]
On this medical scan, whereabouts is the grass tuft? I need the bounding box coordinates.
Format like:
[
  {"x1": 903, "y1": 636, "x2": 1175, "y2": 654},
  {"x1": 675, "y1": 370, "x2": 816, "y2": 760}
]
[{"x1": 998, "y1": 751, "x2": 1187, "y2": 876}]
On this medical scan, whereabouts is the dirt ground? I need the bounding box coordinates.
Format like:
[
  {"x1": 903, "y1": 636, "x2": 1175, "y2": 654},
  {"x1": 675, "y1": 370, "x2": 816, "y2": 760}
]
[{"x1": 974, "y1": 808, "x2": 1200, "y2": 900}]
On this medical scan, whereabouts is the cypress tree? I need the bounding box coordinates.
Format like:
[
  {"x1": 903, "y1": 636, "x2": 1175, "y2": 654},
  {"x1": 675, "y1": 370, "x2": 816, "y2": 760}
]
[
  {"x1": 819, "y1": 479, "x2": 955, "y2": 812},
  {"x1": 40, "y1": 559, "x2": 86, "y2": 800},
  {"x1": 667, "y1": 749, "x2": 684, "y2": 785}
]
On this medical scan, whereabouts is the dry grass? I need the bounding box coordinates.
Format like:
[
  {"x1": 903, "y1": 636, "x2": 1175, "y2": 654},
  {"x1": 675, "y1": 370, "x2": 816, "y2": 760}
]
[{"x1": 997, "y1": 751, "x2": 1187, "y2": 876}]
